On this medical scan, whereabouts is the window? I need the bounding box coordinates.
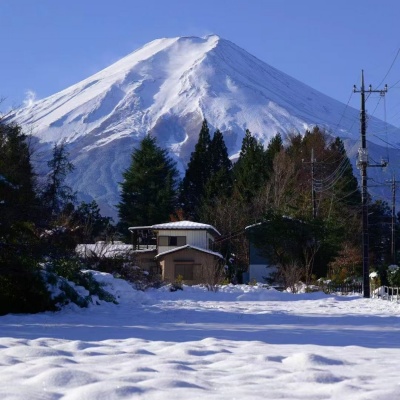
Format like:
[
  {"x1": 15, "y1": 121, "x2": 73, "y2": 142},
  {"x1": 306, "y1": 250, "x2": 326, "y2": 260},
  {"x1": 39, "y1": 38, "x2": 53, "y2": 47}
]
[
  {"x1": 169, "y1": 236, "x2": 178, "y2": 246},
  {"x1": 158, "y1": 236, "x2": 186, "y2": 246},
  {"x1": 175, "y1": 264, "x2": 193, "y2": 280}
]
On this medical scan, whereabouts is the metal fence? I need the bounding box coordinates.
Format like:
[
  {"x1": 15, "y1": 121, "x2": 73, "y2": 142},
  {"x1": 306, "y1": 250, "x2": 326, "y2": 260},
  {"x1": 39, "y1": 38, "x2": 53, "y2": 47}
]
[
  {"x1": 325, "y1": 283, "x2": 363, "y2": 294},
  {"x1": 319, "y1": 282, "x2": 400, "y2": 302},
  {"x1": 371, "y1": 285, "x2": 400, "y2": 301}
]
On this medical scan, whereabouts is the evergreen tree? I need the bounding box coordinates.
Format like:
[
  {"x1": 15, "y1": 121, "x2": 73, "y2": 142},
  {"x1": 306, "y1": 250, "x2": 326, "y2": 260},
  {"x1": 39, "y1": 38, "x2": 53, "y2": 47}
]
[
  {"x1": 233, "y1": 129, "x2": 268, "y2": 202},
  {"x1": 0, "y1": 121, "x2": 56, "y2": 315},
  {"x1": 368, "y1": 200, "x2": 391, "y2": 266},
  {"x1": 327, "y1": 137, "x2": 361, "y2": 207},
  {"x1": 180, "y1": 119, "x2": 212, "y2": 219},
  {"x1": 204, "y1": 129, "x2": 233, "y2": 200},
  {"x1": 42, "y1": 141, "x2": 75, "y2": 218},
  {"x1": 265, "y1": 133, "x2": 283, "y2": 172},
  {"x1": 199, "y1": 129, "x2": 234, "y2": 226},
  {"x1": 0, "y1": 122, "x2": 38, "y2": 231},
  {"x1": 117, "y1": 135, "x2": 179, "y2": 236},
  {"x1": 72, "y1": 200, "x2": 114, "y2": 243}
]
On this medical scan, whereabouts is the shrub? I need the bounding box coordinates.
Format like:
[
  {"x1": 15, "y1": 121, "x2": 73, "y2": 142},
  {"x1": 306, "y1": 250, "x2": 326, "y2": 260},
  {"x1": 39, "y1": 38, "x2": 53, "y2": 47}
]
[
  {"x1": 0, "y1": 257, "x2": 56, "y2": 315},
  {"x1": 170, "y1": 274, "x2": 184, "y2": 292},
  {"x1": 387, "y1": 265, "x2": 400, "y2": 287},
  {"x1": 44, "y1": 256, "x2": 117, "y2": 307}
]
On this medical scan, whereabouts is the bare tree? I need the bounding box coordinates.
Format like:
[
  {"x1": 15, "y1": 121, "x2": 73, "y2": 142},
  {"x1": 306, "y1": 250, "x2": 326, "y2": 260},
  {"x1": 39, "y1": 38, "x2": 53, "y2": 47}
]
[
  {"x1": 303, "y1": 238, "x2": 321, "y2": 286},
  {"x1": 277, "y1": 261, "x2": 305, "y2": 293},
  {"x1": 198, "y1": 255, "x2": 226, "y2": 292},
  {"x1": 268, "y1": 150, "x2": 297, "y2": 210}
]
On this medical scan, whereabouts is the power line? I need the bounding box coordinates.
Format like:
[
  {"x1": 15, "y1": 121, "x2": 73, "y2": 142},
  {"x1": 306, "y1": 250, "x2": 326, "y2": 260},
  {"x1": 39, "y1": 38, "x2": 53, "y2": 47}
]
[
  {"x1": 334, "y1": 90, "x2": 354, "y2": 132},
  {"x1": 377, "y1": 48, "x2": 400, "y2": 88}
]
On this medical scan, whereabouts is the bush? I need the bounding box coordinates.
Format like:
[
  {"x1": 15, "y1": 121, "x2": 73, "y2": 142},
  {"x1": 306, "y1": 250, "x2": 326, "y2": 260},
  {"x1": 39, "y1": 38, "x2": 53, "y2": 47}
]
[
  {"x1": 81, "y1": 253, "x2": 163, "y2": 291},
  {"x1": 387, "y1": 265, "x2": 400, "y2": 287},
  {"x1": 170, "y1": 274, "x2": 183, "y2": 292},
  {"x1": 0, "y1": 257, "x2": 56, "y2": 316},
  {"x1": 44, "y1": 256, "x2": 117, "y2": 307}
]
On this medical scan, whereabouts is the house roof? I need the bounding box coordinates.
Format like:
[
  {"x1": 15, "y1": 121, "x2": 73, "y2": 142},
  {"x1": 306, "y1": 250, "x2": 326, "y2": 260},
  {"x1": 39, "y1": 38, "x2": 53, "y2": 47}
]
[
  {"x1": 155, "y1": 244, "x2": 224, "y2": 260},
  {"x1": 129, "y1": 221, "x2": 221, "y2": 237}
]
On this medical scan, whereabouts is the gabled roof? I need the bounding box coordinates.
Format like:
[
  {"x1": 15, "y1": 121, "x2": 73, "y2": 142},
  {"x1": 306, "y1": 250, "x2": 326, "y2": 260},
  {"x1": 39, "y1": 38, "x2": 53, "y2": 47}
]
[
  {"x1": 129, "y1": 221, "x2": 221, "y2": 237},
  {"x1": 155, "y1": 244, "x2": 224, "y2": 260}
]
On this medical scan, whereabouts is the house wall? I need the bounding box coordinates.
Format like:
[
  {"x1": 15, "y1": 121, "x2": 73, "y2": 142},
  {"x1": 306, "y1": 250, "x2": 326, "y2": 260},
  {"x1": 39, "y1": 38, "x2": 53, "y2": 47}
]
[
  {"x1": 159, "y1": 248, "x2": 221, "y2": 285},
  {"x1": 157, "y1": 229, "x2": 210, "y2": 254}
]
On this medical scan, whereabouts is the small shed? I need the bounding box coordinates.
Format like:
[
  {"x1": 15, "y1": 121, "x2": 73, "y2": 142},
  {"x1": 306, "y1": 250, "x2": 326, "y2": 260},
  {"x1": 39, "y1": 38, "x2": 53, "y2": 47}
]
[{"x1": 155, "y1": 244, "x2": 224, "y2": 285}]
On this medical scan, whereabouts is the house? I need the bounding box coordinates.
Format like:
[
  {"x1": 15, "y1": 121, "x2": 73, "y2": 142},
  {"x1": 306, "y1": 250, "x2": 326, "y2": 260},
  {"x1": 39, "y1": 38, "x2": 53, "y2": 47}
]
[{"x1": 129, "y1": 221, "x2": 224, "y2": 285}]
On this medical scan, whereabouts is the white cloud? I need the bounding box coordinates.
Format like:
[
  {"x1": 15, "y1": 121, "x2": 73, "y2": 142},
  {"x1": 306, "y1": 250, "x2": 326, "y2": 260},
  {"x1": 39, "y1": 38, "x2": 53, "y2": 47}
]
[{"x1": 23, "y1": 90, "x2": 37, "y2": 107}]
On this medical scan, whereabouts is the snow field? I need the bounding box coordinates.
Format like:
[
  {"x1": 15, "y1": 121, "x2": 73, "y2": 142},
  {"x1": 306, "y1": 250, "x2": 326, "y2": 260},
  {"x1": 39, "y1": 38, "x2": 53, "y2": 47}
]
[{"x1": 1, "y1": 276, "x2": 400, "y2": 399}]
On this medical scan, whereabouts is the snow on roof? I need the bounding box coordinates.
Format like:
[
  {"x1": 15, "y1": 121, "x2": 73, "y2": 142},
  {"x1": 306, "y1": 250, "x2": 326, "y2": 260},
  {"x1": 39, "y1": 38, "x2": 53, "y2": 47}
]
[
  {"x1": 76, "y1": 243, "x2": 156, "y2": 258},
  {"x1": 245, "y1": 222, "x2": 263, "y2": 230},
  {"x1": 155, "y1": 244, "x2": 224, "y2": 260},
  {"x1": 150, "y1": 221, "x2": 221, "y2": 236},
  {"x1": 129, "y1": 221, "x2": 221, "y2": 236}
]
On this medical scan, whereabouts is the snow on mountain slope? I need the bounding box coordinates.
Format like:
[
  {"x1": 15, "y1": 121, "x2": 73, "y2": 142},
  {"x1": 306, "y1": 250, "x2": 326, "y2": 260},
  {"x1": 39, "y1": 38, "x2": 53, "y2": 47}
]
[{"x1": 9, "y1": 35, "x2": 400, "y2": 218}]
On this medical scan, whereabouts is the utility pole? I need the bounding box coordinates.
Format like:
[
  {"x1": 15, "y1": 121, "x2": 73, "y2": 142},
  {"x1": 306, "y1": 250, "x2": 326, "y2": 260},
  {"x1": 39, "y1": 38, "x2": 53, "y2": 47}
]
[
  {"x1": 311, "y1": 148, "x2": 317, "y2": 219},
  {"x1": 353, "y1": 70, "x2": 388, "y2": 298}
]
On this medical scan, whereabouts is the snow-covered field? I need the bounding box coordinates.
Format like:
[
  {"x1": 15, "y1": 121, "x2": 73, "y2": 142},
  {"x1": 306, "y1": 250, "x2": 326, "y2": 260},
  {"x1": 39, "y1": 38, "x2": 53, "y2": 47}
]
[{"x1": 1, "y1": 273, "x2": 400, "y2": 399}]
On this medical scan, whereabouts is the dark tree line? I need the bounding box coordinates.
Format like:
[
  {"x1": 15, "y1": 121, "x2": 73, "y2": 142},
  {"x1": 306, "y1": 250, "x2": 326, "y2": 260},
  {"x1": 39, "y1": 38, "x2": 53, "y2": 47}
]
[{"x1": 0, "y1": 119, "x2": 113, "y2": 314}]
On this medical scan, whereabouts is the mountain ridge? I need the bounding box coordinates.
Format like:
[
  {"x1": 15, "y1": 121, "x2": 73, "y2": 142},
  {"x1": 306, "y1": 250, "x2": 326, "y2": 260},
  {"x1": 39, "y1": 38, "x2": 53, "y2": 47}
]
[{"x1": 8, "y1": 35, "x2": 400, "y2": 218}]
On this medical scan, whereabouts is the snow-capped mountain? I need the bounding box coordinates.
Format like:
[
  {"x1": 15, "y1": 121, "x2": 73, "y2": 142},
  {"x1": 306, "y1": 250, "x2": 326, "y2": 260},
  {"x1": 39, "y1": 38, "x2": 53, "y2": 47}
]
[{"x1": 9, "y1": 35, "x2": 400, "y2": 218}]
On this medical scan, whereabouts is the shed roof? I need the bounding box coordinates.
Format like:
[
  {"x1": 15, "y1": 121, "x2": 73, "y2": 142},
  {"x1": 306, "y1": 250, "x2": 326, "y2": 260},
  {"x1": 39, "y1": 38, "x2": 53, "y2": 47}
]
[{"x1": 155, "y1": 244, "x2": 224, "y2": 260}]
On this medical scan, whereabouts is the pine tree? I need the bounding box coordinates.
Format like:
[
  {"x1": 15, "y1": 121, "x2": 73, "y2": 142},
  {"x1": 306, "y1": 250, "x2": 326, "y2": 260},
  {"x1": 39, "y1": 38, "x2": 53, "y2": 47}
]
[
  {"x1": 0, "y1": 121, "x2": 55, "y2": 315},
  {"x1": 42, "y1": 141, "x2": 75, "y2": 218},
  {"x1": 117, "y1": 135, "x2": 179, "y2": 235},
  {"x1": 199, "y1": 129, "x2": 233, "y2": 225},
  {"x1": 180, "y1": 119, "x2": 212, "y2": 219},
  {"x1": 205, "y1": 129, "x2": 233, "y2": 200},
  {"x1": 0, "y1": 122, "x2": 38, "y2": 231},
  {"x1": 233, "y1": 129, "x2": 268, "y2": 202},
  {"x1": 327, "y1": 137, "x2": 360, "y2": 207},
  {"x1": 72, "y1": 200, "x2": 113, "y2": 243},
  {"x1": 265, "y1": 133, "x2": 283, "y2": 172}
]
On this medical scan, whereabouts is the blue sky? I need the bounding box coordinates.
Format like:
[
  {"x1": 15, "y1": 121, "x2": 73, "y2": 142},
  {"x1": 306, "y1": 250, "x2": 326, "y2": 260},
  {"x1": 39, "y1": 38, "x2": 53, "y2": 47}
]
[{"x1": 1, "y1": 0, "x2": 400, "y2": 126}]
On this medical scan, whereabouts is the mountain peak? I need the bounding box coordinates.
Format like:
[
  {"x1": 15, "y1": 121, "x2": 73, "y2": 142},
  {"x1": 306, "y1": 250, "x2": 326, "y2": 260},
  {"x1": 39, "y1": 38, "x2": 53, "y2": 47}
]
[{"x1": 9, "y1": 35, "x2": 398, "y2": 218}]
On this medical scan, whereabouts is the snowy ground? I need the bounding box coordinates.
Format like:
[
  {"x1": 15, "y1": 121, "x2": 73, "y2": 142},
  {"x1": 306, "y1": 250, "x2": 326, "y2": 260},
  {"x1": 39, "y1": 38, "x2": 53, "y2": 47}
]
[{"x1": 1, "y1": 273, "x2": 400, "y2": 399}]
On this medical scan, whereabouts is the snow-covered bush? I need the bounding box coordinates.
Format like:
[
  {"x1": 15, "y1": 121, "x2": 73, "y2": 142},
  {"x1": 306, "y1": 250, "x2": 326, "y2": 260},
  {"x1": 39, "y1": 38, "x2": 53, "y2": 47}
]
[
  {"x1": 79, "y1": 251, "x2": 162, "y2": 291},
  {"x1": 43, "y1": 257, "x2": 117, "y2": 308},
  {"x1": 369, "y1": 270, "x2": 381, "y2": 289},
  {"x1": 387, "y1": 264, "x2": 400, "y2": 287}
]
